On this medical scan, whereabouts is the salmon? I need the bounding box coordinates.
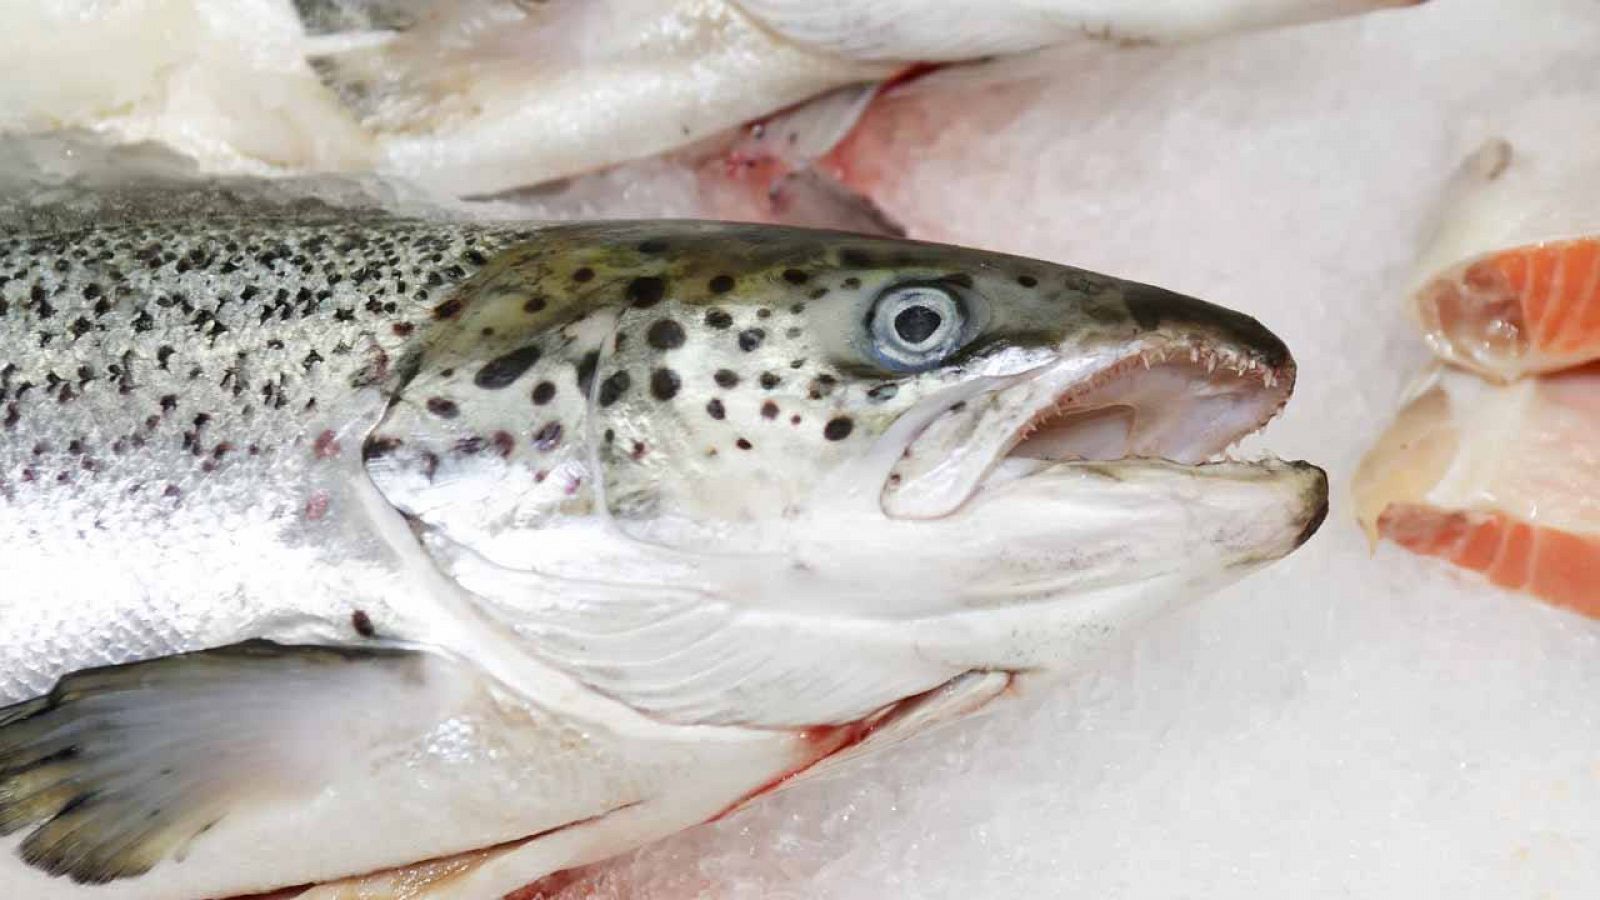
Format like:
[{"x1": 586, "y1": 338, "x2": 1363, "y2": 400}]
[
  {"x1": 1354, "y1": 364, "x2": 1600, "y2": 617},
  {"x1": 1414, "y1": 237, "x2": 1600, "y2": 383},
  {"x1": 1407, "y1": 129, "x2": 1600, "y2": 382},
  {"x1": 0, "y1": 217, "x2": 1325, "y2": 898}
]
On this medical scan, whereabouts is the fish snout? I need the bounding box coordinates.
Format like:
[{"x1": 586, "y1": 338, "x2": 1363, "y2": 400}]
[{"x1": 1119, "y1": 281, "x2": 1293, "y2": 380}]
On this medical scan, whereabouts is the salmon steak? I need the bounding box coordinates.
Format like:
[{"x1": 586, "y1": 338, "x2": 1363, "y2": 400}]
[{"x1": 1355, "y1": 364, "x2": 1600, "y2": 618}]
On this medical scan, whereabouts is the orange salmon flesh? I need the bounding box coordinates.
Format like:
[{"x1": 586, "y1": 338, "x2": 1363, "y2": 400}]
[{"x1": 1417, "y1": 237, "x2": 1600, "y2": 381}]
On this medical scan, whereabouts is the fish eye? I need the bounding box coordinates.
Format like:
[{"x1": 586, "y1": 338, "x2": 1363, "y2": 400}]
[{"x1": 869, "y1": 284, "x2": 966, "y2": 371}]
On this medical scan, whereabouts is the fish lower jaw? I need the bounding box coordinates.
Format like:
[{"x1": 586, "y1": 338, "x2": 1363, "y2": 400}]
[{"x1": 1002, "y1": 339, "x2": 1293, "y2": 472}]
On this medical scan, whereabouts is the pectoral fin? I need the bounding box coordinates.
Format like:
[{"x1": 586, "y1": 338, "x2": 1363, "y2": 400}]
[{"x1": 0, "y1": 640, "x2": 447, "y2": 886}]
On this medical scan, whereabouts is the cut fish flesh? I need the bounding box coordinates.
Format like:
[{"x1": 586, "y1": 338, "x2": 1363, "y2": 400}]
[{"x1": 1354, "y1": 364, "x2": 1600, "y2": 618}]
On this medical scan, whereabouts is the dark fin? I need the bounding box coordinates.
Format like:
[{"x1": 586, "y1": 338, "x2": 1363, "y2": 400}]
[
  {"x1": 305, "y1": 1, "x2": 580, "y2": 134},
  {"x1": 0, "y1": 640, "x2": 421, "y2": 885}
]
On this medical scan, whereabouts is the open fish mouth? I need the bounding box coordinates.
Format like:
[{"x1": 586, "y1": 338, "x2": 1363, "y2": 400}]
[
  {"x1": 1006, "y1": 340, "x2": 1291, "y2": 465},
  {"x1": 881, "y1": 334, "x2": 1299, "y2": 519}
]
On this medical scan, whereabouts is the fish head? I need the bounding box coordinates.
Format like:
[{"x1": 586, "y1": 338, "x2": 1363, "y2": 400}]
[{"x1": 368, "y1": 223, "x2": 1323, "y2": 684}]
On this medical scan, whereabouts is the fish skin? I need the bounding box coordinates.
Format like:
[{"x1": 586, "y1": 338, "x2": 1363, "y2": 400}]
[{"x1": 0, "y1": 218, "x2": 1324, "y2": 898}]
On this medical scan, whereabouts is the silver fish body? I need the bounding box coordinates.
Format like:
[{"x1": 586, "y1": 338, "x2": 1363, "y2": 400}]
[{"x1": 0, "y1": 219, "x2": 1325, "y2": 898}]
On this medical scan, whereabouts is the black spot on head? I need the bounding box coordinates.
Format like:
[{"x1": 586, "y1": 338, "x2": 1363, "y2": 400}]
[
  {"x1": 824, "y1": 417, "x2": 854, "y2": 441},
  {"x1": 598, "y1": 371, "x2": 632, "y2": 406},
  {"x1": 523, "y1": 297, "x2": 548, "y2": 314},
  {"x1": 714, "y1": 369, "x2": 740, "y2": 388},
  {"x1": 351, "y1": 610, "x2": 376, "y2": 638},
  {"x1": 759, "y1": 372, "x2": 781, "y2": 389},
  {"x1": 756, "y1": 308, "x2": 772, "y2": 320},
  {"x1": 455, "y1": 437, "x2": 485, "y2": 455},
  {"x1": 840, "y1": 249, "x2": 871, "y2": 267},
  {"x1": 573, "y1": 267, "x2": 595, "y2": 283},
  {"x1": 736, "y1": 438, "x2": 753, "y2": 450},
  {"x1": 705, "y1": 308, "x2": 733, "y2": 330},
  {"x1": 737, "y1": 329, "x2": 766, "y2": 352},
  {"x1": 760, "y1": 401, "x2": 779, "y2": 419},
  {"x1": 650, "y1": 368, "x2": 681, "y2": 401},
  {"x1": 627, "y1": 276, "x2": 666, "y2": 308},
  {"x1": 426, "y1": 397, "x2": 459, "y2": 418},
  {"x1": 782, "y1": 268, "x2": 809, "y2": 285},
  {"x1": 708, "y1": 275, "x2": 734, "y2": 294},
  {"x1": 576, "y1": 350, "x2": 600, "y2": 395},
  {"x1": 474, "y1": 345, "x2": 542, "y2": 389},
  {"x1": 533, "y1": 421, "x2": 563, "y2": 451},
  {"x1": 1017, "y1": 274, "x2": 1038, "y2": 288},
  {"x1": 646, "y1": 319, "x2": 686, "y2": 350},
  {"x1": 842, "y1": 276, "x2": 861, "y2": 289},
  {"x1": 433, "y1": 298, "x2": 464, "y2": 319},
  {"x1": 492, "y1": 431, "x2": 515, "y2": 457},
  {"x1": 867, "y1": 383, "x2": 899, "y2": 402},
  {"x1": 637, "y1": 239, "x2": 668, "y2": 254},
  {"x1": 706, "y1": 398, "x2": 726, "y2": 420},
  {"x1": 531, "y1": 381, "x2": 556, "y2": 405}
]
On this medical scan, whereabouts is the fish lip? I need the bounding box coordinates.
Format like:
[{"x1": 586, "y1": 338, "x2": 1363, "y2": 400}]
[{"x1": 1291, "y1": 462, "x2": 1332, "y2": 548}]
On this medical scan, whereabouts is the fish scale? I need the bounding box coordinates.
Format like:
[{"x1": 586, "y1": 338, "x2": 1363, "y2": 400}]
[{"x1": 0, "y1": 220, "x2": 534, "y2": 702}]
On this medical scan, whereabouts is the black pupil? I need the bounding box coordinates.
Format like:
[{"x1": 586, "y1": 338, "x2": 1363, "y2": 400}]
[{"x1": 893, "y1": 304, "x2": 943, "y2": 345}]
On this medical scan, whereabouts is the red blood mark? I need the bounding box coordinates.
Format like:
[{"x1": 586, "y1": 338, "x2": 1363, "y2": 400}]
[
  {"x1": 304, "y1": 492, "x2": 330, "y2": 521},
  {"x1": 504, "y1": 867, "x2": 592, "y2": 900},
  {"x1": 706, "y1": 677, "x2": 987, "y2": 825},
  {"x1": 699, "y1": 63, "x2": 949, "y2": 222},
  {"x1": 312, "y1": 429, "x2": 341, "y2": 459},
  {"x1": 816, "y1": 67, "x2": 1041, "y2": 205}
]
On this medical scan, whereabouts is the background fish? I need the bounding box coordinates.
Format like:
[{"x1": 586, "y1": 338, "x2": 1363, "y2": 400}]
[
  {"x1": 0, "y1": 0, "x2": 1426, "y2": 206},
  {"x1": 0, "y1": 218, "x2": 1321, "y2": 897}
]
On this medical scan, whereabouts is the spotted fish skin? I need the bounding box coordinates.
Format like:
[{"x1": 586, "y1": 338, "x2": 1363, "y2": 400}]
[
  {"x1": 364, "y1": 220, "x2": 1148, "y2": 550},
  {"x1": 0, "y1": 220, "x2": 539, "y2": 701}
]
